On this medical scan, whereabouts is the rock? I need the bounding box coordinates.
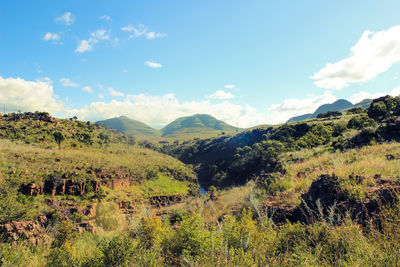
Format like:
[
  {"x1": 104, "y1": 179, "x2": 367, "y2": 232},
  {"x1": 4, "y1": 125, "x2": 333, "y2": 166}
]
[
  {"x1": 19, "y1": 182, "x2": 43, "y2": 196},
  {"x1": 0, "y1": 218, "x2": 50, "y2": 246},
  {"x1": 79, "y1": 221, "x2": 96, "y2": 233}
]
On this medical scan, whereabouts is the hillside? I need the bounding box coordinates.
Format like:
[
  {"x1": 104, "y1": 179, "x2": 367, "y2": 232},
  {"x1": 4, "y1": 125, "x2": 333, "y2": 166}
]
[
  {"x1": 288, "y1": 99, "x2": 358, "y2": 123},
  {"x1": 0, "y1": 112, "x2": 198, "y2": 225},
  {"x1": 2, "y1": 96, "x2": 400, "y2": 266},
  {"x1": 96, "y1": 116, "x2": 160, "y2": 138},
  {"x1": 161, "y1": 114, "x2": 238, "y2": 138}
]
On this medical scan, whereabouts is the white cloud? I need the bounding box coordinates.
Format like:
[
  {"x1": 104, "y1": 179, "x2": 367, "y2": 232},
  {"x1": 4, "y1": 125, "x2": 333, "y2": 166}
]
[
  {"x1": 76, "y1": 40, "x2": 93, "y2": 53},
  {"x1": 267, "y1": 91, "x2": 337, "y2": 124},
  {"x1": 224, "y1": 85, "x2": 235, "y2": 89},
  {"x1": 99, "y1": 15, "x2": 111, "y2": 21},
  {"x1": 0, "y1": 76, "x2": 62, "y2": 113},
  {"x1": 146, "y1": 32, "x2": 167, "y2": 39},
  {"x1": 348, "y1": 91, "x2": 385, "y2": 104},
  {"x1": 207, "y1": 90, "x2": 235, "y2": 99},
  {"x1": 59, "y1": 78, "x2": 79, "y2": 87},
  {"x1": 91, "y1": 29, "x2": 110, "y2": 40},
  {"x1": 75, "y1": 29, "x2": 111, "y2": 53},
  {"x1": 108, "y1": 87, "x2": 124, "y2": 97},
  {"x1": 98, "y1": 93, "x2": 105, "y2": 99},
  {"x1": 42, "y1": 32, "x2": 60, "y2": 42},
  {"x1": 55, "y1": 12, "x2": 75, "y2": 26},
  {"x1": 348, "y1": 85, "x2": 400, "y2": 104},
  {"x1": 82, "y1": 86, "x2": 93, "y2": 93},
  {"x1": 391, "y1": 86, "x2": 400, "y2": 96},
  {"x1": 311, "y1": 25, "x2": 400, "y2": 89},
  {"x1": 145, "y1": 61, "x2": 162, "y2": 68},
  {"x1": 121, "y1": 24, "x2": 166, "y2": 40},
  {"x1": 69, "y1": 93, "x2": 265, "y2": 128}
]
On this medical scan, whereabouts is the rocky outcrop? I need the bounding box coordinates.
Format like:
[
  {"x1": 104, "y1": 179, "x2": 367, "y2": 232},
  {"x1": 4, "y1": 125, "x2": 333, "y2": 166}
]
[
  {"x1": 19, "y1": 182, "x2": 43, "y2": 196},
  {"x1": 21, "y1": 178, "x2": 114, "y2": 197},
  {"x1": 0, "y1": 216, "x2": 50, "y2": 245},
  {"x1": 262, "y1": 174, "x2": 400, "y2": 225},
  {"x1": 149, "y1": 195, "x2": 186, "y2": 208}
]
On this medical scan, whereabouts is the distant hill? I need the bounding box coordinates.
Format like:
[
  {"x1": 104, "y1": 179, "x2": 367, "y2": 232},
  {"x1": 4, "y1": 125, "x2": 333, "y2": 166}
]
[
  {"x1": 287, "y1": 99, "x2": 365, "y2": 123},
  {"x1": 353, "y1": 99, "x2": 373, "y2": 108},
  {"x1": 161, "y1": 114, "x2": 238, "y2": 138},
  {"x1": 96, "y1": 116, "x2": 160, "y2": 138}
]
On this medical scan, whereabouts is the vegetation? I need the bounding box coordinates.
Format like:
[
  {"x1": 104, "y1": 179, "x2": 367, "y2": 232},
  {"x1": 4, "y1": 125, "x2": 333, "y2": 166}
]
[
  {"x1": 96, "y1": 116, "x2": 161, "y2": 138},
  {"x1": 1, "y1": 95, "x2": 400, "y2": 266}
]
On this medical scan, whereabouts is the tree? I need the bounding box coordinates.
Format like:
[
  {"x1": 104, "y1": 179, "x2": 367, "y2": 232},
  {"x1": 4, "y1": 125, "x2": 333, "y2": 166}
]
[{"x1": 53, "y1": 132, "x2": 65, "y2": 149}]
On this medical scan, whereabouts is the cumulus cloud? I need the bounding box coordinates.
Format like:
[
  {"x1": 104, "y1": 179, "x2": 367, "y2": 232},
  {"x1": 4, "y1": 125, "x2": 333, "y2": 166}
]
[
  {"x1": 42, "y1": 32, "x2": 60, "y2": 42},
  {"x1": 207, "y1": 90, "x2": 235, "y2": 99},
  {"x1": 99, "y1": 15, "x2": 111, "y2": 21},
  {"x1": 75, "y1": 29, "x2": 111, "y2": 53},
  {"x1": 108, "y1": 87, "x2": 124, "y2": 97},
  {"x1": 0, "y1": 76, "x2": 62, "y2": 113},
  {"x1": 69, "y1": 93, "x2": 265, "y2": 128},
  {"x1": 145, "y1": 61, "x2": 162, "y2": 68},
  {"x1": 145, "y1": 32, "x2": 167, "y2": 39},
  {"x1": 76, "y1": 40, "x2": 93, "y2": 53},
  {"x1": 121, "y1": 24, "x2": 166, "y2": 40},
  {"x1": 59, "y1": 78, "x2": 79, "y2": 87},
  {"x1": 55, "y1": 12, "x2": 75, "y2": 26},
  {"x1": 82, "y1": 86, "x2": 93, "y2": 93},
  {"x1": 311, "y1": 25, "x2": 400, "y2": 89},
  {"x1": 349, "y1": 86, "x2": 400, "y2": 104},
  {"x1": 267, "y1": 91, "x2": 337, "y2": 124},
  {"x1": 98, "y1": 93, "x2": 104, "y2": 99}
]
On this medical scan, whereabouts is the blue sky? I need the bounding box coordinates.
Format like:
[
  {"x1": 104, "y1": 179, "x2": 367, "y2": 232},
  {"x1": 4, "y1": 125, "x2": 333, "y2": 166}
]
[{"x1": 1, "y1": 0, "x2": 400, "y2": 127}]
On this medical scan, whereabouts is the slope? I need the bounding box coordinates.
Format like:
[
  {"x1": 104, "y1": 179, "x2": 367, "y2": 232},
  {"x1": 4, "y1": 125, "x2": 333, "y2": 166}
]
[
  {"x1": 288, "y1": 99, "x2": 356, "y2": 123},
  {"x1": 96, "y1": 116, "x2": 160, "y2": 138},
  {"x1": 161, "y1": 114, "x2": 238, "y2": 138}
]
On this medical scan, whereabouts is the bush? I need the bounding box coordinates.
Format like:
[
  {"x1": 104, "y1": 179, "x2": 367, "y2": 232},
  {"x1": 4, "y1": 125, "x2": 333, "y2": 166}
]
[
  {"x1": 317, "y1": 111, "x2": 342, "y2": 118},
  {"x1": 162, "y1": 214, "x2": 208, "y2": 264},
  {"x1": 368, "y1": 95, "x2": 400, "y2": 121},
  {"x1": 347, "y1": 107, "x2": 365, "y2": 114},
  {"x1": 347, "y1": 115, "x2": 376, "y2": 130}
]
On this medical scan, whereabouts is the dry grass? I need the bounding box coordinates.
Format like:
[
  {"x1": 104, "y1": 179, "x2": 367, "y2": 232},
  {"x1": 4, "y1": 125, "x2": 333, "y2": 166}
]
[{"x1": 271, "y1": 142, "x2": 400, "y2": 206}]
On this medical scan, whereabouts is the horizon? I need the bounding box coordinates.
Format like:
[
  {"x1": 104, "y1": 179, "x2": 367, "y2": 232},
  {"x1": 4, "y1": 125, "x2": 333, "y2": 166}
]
[{"x1": 2, "y1": 1, "x2": 400, "y2": 128}]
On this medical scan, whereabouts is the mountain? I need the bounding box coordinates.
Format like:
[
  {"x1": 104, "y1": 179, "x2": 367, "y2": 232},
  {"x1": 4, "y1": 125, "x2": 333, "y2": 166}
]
[
  {"x1": 353, "y1": 99, "x2": 373, "y2": 108},
  {"x1": 313, "y1": 99, "x2": 353, "y2": 114},
  {"x1": 96, "y1": 116, "x2": 160, "y2": 138},
  {"x1": 287, "y1": 99, "x2": 359, "y2": 123},
  {"x1": 161, "y1": 114, "x2": 238, "y2": 138}
]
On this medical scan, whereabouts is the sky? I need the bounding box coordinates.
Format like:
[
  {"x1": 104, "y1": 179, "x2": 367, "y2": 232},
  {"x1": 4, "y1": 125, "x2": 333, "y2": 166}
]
[{"x1": 1, "y1": 0, "x2": 400, "y2": 128}]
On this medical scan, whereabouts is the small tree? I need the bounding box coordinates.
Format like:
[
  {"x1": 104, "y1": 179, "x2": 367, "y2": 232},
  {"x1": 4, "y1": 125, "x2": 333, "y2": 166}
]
[{"x1": 53, "y1": 132, "x2": 65, "y2": 149}]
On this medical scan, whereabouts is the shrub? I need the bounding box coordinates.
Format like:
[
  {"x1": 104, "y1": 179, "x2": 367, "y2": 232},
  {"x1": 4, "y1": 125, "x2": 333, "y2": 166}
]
[
  {"x1": 347, "y1": 107, "x2": 365, "y2": 114},
  {"x1": 317, "y1": 111, "x2": 342, "y2": 118},
  {"x1": 347, "y1": 115, "x2": 376, "y2": 130},
  {"x1": 162, "y1": 214, "x2": 208, "y2": 264}
]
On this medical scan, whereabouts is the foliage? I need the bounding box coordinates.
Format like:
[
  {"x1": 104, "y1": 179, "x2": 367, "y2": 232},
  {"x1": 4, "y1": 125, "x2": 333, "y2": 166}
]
[
  {"x1": 317, "y1": 110, "x2": 342, "y2": 118},
  {"x1": 347, "y1": 115, "x2": 377, "y2": 130},
  {"x1": 367, "y1": 95, "x2": 400, "y2": 121}
]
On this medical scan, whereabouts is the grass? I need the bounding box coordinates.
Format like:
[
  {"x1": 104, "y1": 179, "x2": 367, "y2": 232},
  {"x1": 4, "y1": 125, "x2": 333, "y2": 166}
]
[{"x1": 268, "y1": 142, "x2": 400, "y2": 206}]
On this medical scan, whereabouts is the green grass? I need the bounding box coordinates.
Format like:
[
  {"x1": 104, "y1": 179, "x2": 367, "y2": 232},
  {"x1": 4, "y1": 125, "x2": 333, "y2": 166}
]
[
  {"x1": 143, "y1": 173, "x2": 189, "y2": 197},
  {"x1": 96, "y1": 116, "x2": 161, "y2": 138}
]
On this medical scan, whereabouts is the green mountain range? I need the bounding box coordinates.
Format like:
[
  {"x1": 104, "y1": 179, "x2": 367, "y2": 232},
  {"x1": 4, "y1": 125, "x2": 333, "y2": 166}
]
[
  {"x1": 287, "y1": 99, "x2": 372, "y2": 123},
  {"x1": 96, "y1": 116, "x2": 160, "y2": 138},
  {"x1": 96, "y1": 114, "x2": 238, "y2": 138}
]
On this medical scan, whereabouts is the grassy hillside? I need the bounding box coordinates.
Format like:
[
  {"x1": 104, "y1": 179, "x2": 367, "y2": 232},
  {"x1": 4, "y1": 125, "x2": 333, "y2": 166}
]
[
  {"x1": 2, "y1": 96, "x2": 400, "y2": 266},
  {"x1": 161, "y1": 114, "x2": 238, "y2": 138},
  {"x1": 0, "y1": 112, "x2": 198, "y2": 223},
  {"x1": 96, "y1": 116, "x2": 161, "y2": 138},
  {"x1": 162, "y1": 95, "x2": 400, "y2": 188},
  {"x1": 0, "y1": 112, "x2": 135, "y2": 149}
]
